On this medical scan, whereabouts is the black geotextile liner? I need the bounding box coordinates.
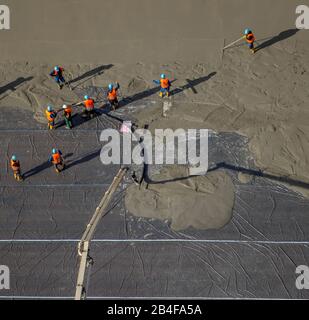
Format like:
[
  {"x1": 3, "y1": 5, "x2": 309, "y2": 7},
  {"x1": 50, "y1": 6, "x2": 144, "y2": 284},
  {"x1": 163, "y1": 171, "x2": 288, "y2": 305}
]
[
  {"x1": 0, "y1": 94, "x2": 309, "y2": 298},
  {"x1": 0, "y1": 242, "x2": 308, "y2": 299}
]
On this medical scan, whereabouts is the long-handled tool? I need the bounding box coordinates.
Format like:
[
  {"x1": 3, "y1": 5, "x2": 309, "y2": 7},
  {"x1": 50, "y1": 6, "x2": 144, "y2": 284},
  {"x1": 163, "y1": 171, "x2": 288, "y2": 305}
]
[{"x1": 223, "y1": 36, "x2": 245, "y2": 51}]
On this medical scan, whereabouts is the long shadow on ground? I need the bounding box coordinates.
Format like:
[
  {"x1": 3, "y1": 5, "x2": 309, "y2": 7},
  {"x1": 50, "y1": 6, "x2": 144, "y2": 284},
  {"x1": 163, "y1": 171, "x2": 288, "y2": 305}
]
[
  {"x1": 0, "y1": 77, "x2": 33, "y2": 96},
  {"x1": 121, "y1": 72, "x2": 216, "y2": 107},
  {"x1": 69, "y1": 64, "x2": 114, "y2": 89},
  {"x1": 142, "y1": 162, "x2": 309, "y2": 191},
  {"x1": 23, "y1": 161, "x2": 52, "y2": 179},
  {"x1": 66, "y1": 149, "x2": 101, "y2": 170},
  {"x1": 170, "y1": 72, "x2": 216, "y2": 96},
  {"x1": 255, "y1": 29, "x2": 299, "y2": 52}
]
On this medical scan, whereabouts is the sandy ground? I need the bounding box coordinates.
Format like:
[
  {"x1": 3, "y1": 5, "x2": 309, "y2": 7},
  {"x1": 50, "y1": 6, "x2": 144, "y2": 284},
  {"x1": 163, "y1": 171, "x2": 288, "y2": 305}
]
[
  {"x1": 0, "y1": 0, "x2": 309, "y2": 298},
  {"x1": 1, "y1": 0, "x2": 307, "y2": 62},
  {"x1": 0, "y1": 0, "x2": 309, "y2": 229}
]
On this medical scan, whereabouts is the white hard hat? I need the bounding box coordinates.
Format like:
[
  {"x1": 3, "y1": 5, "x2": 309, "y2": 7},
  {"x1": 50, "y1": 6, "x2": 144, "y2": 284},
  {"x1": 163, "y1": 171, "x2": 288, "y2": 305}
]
[{"x1": 63, "y1": 104, "x2": 67, "y2": 109}]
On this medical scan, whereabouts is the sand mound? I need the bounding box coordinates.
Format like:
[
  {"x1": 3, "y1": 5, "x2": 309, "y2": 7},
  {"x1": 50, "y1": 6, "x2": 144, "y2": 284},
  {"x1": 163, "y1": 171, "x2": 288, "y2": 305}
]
[{"x1": 125, "y1": 167, "x2": 235, "y2": 231}]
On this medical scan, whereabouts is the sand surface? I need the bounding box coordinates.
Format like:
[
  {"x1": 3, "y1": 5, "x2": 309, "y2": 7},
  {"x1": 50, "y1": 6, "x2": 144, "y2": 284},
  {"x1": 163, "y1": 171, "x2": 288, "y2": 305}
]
[{"x1": 1, "y1": 0, "x2": 309, "y2": 229}]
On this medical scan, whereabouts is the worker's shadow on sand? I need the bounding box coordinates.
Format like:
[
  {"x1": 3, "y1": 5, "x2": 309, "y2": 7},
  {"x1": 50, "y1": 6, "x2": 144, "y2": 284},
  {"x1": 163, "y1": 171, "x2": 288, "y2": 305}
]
[
  {"x1": 69, "y1": 64, "x2": 114, "y2": 90},
  {"x1": 66, "y1": 149, "x2": 101, "y2": 170},
  {"x1": 170, "y1": 72, "x2": 217, "y2": 96},
  {"x1": 120, "y1": 72, "x2": 216, "y2": 107},
  {"x1": 255, "y1": 29, "x2": 299, "y2": 52},
  {"x1": 0, "y1": 76, "x2": 33, "y2": 96},
  {"x1": 144, "y1": 161, "x2": 309, "y2": 192},
  {"x1": 120, "y1": 79, "x2": 177, "y2": 107}
]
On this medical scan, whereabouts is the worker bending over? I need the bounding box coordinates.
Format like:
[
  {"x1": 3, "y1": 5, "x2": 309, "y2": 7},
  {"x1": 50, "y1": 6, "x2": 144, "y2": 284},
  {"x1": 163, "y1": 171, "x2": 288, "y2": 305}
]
[
  {"x1": 45, "y1": 105, "x2": 57, "y2": 130},
  {"x1": 107, "y1": 82, "x2": 120, "y2": 110},
  {"x1": 62, "y1": 104, "x2": 73, "y2": 129},
  {"x1": 154, "y1": 74, "x2": 171, "y2": 98},
  {"x1": 10, "y1": 155, "x2": 23, "y2": 181},
  {"x1": 82, "y1": 95, "x2": 96, "y2": 119},
  {"x1": 49, "y1": 148, "x2": 65, "y2": 173}
]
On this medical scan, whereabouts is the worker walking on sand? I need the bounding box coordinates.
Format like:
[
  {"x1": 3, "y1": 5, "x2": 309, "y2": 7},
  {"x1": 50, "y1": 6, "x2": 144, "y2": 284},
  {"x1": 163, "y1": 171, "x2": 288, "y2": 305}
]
[
  {"x1": 107, "y1": 82, "x2": 120, "y2": 110},
  {"x1": 49, "y1": 148, "x2": 65, "y2": 173},
  {"x1": 62, "y1": 104, "x2": 73, "y2": 129},
  {"x1": 45, "y1": 105, "x2": 57, "y2": 130},
  {"x1": 10, "y1": 155, "x2": 23, "y2": 181},
  {"x1": 50, "y1": 66, "x2": 67, "y2": 89},
  {"x1": 82, "y1": 95, "x2": 96, "y2": 119},
  {"x1": 153, "y1": 74, "x2": 171, "y2": 98},
  {"x1": 243, "y1": 28, "x2": 256, "y2": 53}
]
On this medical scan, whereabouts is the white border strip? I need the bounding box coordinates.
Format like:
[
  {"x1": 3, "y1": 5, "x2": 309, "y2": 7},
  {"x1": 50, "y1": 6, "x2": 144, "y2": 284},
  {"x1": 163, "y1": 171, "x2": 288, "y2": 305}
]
[
  {"x1": 0, "y1": 296, "x2": 305, "y2": 300},
  {"x1": 0, "y1": 239, "x2": 309, "y2": 245}
]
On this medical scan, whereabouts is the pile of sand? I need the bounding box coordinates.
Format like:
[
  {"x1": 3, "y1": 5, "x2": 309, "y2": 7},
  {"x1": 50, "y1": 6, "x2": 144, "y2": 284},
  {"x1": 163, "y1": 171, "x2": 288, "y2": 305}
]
[{"x1": 125, "y1": 166, "x2": 235, "y2": 231}]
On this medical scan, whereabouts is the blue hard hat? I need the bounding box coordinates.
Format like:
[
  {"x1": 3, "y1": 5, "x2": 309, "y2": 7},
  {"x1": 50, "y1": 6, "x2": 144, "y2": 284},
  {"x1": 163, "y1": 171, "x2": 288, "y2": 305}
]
[
  {"x1": 11, "y1": 155, "x2": 17, "y2": 161},
  {"x1": 52, "y1": 148, "x2": 57, "y2": 154},
  {"x1": 54, "y1": 66, "x2": 60, "y2": 72},
  {"x1": 84, "y1": 95, "x2": 89, "y2": 100},
  {"x1": 47, "y1": 105, "x2": 53, "y2": 112},
  {"x1": 108, "y1": 83, "x2": 113, "y2": 91},
  {"x1": 160, "y1": 74, "x2": 166, "y2": 79},
  {"x1": 244, "y1": 28, "x2": 251, "y2": 35}
]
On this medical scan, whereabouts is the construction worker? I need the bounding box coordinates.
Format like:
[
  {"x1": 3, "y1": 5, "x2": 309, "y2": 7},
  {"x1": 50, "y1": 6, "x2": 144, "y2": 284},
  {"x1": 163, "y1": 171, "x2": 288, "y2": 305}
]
[
  {"x1": 107, "y1": 82, "x2": 120, "y2": 110},
  {"x1": 45, "y1": 105, "x2": 57, "y2": 130},
  {"x1": 243, "y1": 28, "x2": 256, "y2": 53},
  {"x1": 10, "y1": 155, "x2": 23, "y2": 181},
  {"x1": 62, "y1": 104, "x2": 73, "y2": 129},
  {"x1": 50, "y1": 66, "x2": 67, "y2": 89},
  {"x1": 82, "y1": 95, "x2": 96, "y2": 119},
  {"x1": 49, "y1": 148, "x2": 65, "y2": 173},
  {"x1": 153, "y1": 74, "x2": 171, "y2": 98}
]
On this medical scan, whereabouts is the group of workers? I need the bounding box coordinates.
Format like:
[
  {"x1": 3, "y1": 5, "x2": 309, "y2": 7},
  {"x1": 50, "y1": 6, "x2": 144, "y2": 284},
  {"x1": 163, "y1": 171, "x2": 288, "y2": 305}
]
[
  {"x1": 47, "y1": 64, "x2": 122, "y2": 130},
  {"x1": 10, "y1": 148, "x2": 65, "y2": 181},
  {"x1": 9, "y1": 28, "x2": 255, "y2": 181}
]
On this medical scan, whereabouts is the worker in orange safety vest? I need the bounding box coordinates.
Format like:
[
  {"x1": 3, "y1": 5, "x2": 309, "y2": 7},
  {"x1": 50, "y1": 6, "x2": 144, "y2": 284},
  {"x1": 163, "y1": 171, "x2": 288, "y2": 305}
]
[
  {"x1": 153, "y1": 74, "x2": 171, "y2": 98},
  {"x1": 10, "y1": 155, "x2": 23, "y2": 181},
  {"x1": 45, "y1": 105, "x2": 57, "y2": 130},
  {"x1": 107, "y1": 82, "x2": 120, "y2": 110},
  {"x1": 243, "y1": 28, "x2": 256, "y2": 53},
  {"x1": 49, "y1": 148, "x2": 65, "y2": 173},
  {"x1": 82, "y1": 95, "x2": 96, "y2": 119}
]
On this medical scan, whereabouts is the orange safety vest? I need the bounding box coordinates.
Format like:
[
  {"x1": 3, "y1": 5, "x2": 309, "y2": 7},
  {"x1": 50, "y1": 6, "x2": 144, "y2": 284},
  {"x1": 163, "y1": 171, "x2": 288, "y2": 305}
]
[
  {"x1": 46, "y1": 110, "x2": 56, "y2": 122},
  {"x1": 10, "y1": 160, "x2": 20, "y2": 170},
  {"x1": 84, "y1": 99, "x2": 94, "y2": 110},
  {"x1": 52, "y1": 153, "x2": 62, "y2": 165},
  {"x1": 53, "y1": 67, "x2": 64, "y2": 76},
  {"x1": 64, "y1": 106, "x2": 72, "y2": 116},
  {"x1": 160, "y1": 78, "x2": 170, "y2": 89},
  {"x1": 246, "y1": 33, "x2": 255, "y2": 44},
  {"x1": 108, "y1": 89, "x2": 117, "y2": 101}
]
